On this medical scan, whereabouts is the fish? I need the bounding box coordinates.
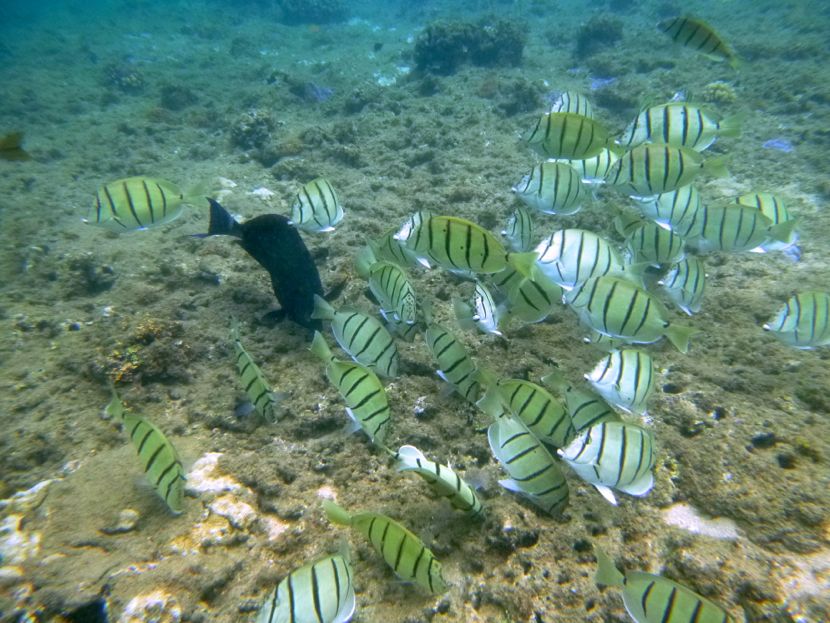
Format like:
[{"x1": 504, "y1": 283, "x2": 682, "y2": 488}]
[
  {"x1": 763, "y1": 291, "x2": 830, "y2": 349},
  {"x1": 735, "y1": 192, "x2": 798, "y2": 252},
  {"x1": 309, "y1": 331, "x2": 391, "y2": 445},
  {"x1": 559, "y1": 421, "x2": 655, "y2": 505},
  {"x1": 230, "y1": 320, "x2": 282, "y2": 422},
  {"x1": 105, "y1": 384, "x2": 186, "y2": 514},
  {"x1": 564, "y1": 275, "x2": 699, "y2": 353},
  {"x1": 525, "y1": 112, "x2": 612, "y2": 160},
  {"x1": 595, "y1": 547, "x2": 736, "y2": 623},
  {"x1": 390, "y1": 445, "x2": 484, "y2": 517},
  {"x1": 198, "y1": 199, "x2": 325, "y2": 330},
  {"x1": 322, "y1": 500, "x2": 449, "y2": 594},
  {"x1": 549, "y1": 91, "x2": 594, "y2": 118},
  {"x1": 540, "y1": 372, "x2": 621, "y2": 433},
  {"x1": 395, "y1": 213, "x2": 537, "y2": 277},
  {"x1": 497, "y1": 264, "x2": 563, "y2": 325},
  {"x1": 659, "y1": 256, "x2": 706, "y2": 315},
  {"x1": 617, "y1": 103, "x2": 741, "y2": 152},
  {"x1": 551, "y1": 148, "x2": 620, "y2": 185},
  {"x1": 0, "y1": 131, "x2": 31, "y2": 161},
  {"x1": 605, "y1": 144, "x2": 728, "y2": 199},
  {"x1": 621, "y1": 219, "x2": 685, "y2": 266},
  {"x1": 367, "y1": 260, "x2": 418, "y2": 325},
  {"x1": 658, "y1": 15, "x2": 739, "y2": 69},
  {"x1": 585, "y1": 349, "x2": 655, "y2": 416},
  {"x1": 480, "y1": 378, "x2": 575, "y2": 449},
  {"x1": 684, "y1": 204, "x2": 796, "y2": 254},
  {"x1": 289, "y1": 177, "x2": 344, "y2": 233},
  {"x1": 454, "y1": 281, "x2": 505, "y2": 337},
  {"x1": 534, "y1": 229, "x2": 626, "y2": 291},
  {"x1": 312, "y1": 295, "x2": 399, "y2": 378},
  {"x1": 487, "y1": 414, "x2": 570, "y2": 515},
  {"x1": 423, "y1": 321, "x2": 481, "y2": 404},
  {"x1": 633, "y1": 185, "x2": 703, "y2": 238},
  {"x1": 501, "y1": 204, "x2": 534, "y2": 253},
  {"x1": 86, "y1": 177, "x2": 191, "y2": 232},
  {"x1": 255, "y1": 551, "x2": 355, "y2": 623},
  {"x1": 369, "y1": 226, "x2": 422, "y2": 269},
  {"x1": 512, "y1": 161, "x2": 588, "y2": 216}
]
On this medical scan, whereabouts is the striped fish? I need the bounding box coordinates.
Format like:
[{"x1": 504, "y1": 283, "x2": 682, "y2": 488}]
[
  {"x1": 763, "y1": 291, "x2": 830, "y2": 349},
  {"x1": 499, "y1": 264, "x2": 563, "y2": 325},
  {"x1": 367, "y1": 261, "x2": 418, "y2": 325},
  {"x1": 312, "y1": 295, "x2": 399, "y2": 378},
  {"x1": 617, "y1": 103, "x2": 740, "y2": 152},
  {"x1": 623, "y1": 220, "x2": 685, "y2": 266},
  {"x1": 230, "y1": 321, "x2": 282, "y2": 423},
  {"x1": 484, "y1": 378, "x2": 575, "y2": 449},
  {"x1": 310, "y1": 332, "x2": 391, "y2": 445},
  {"x1": 323, "y1": 501, "x2": 449, "y2": 594},
  {"x1": 369, "y1": 226, "x2": 422, "y2": 269},
  {"x1": 535, "y1": 229, "x2": 625, "y2": 291},
  {"x1": 549, "y1": 91, "x2": 594, "y2": 118},
  {"x1": 512, "y1": 161, "x2": 587, "y2": 216},
  {"x1": 634, "y1": 185, "x2": 703, "y2": 238},
  {"x1": 659, "y1": 15, "x2": 739, "y2": 69},
  {"x1": 526, "y1": 112, "x2": 611, "y2": 160},
  {"x1": 289, "y1": 177, "x2": 344, "y2": 233},
  {"x1": 551, "y1": 148, "x2": 620, "y2": 184},
  {"x1": 395, "y1": 213, "x2": 537, "y2": 277},
  {"x1": 391, "y1": 445, "x2": 484, "y2": 517},
  {"x1": 487, "y1": 415, "x2": 569, "y2": 515},
  {"x1": 595, "y1": 548, "x2": 736, "y2": 623},
  {"x1": 585, "y1": 349, "x2": 655, "y2": 416},
  {"x1": 255, "y1": 552, "x2": 355, "y2": 623},
  {"x1": 87, "y1": 177, "x2": 187, "y2": 232},
  {"x1": 735, "y1": 192, "x2": 798, "y2": 252},
  {"x1": 106, "y1": 385, "x2": 186, "y2": 514},
  {"x1": 454, "y1": 281, "x2": 504, "y2": 337},
  {"x1": 605, "y1": 144, "x2": 728, "y2": 199},
  {"x1": 659, "y1": 257, "x2": 706, "y2": 315},
  {"x1": 385, "y1": 314, "x2": 423, "y2": 342},
  {"x1": 501, "y1": 204, "x2": 534, "y2": 252},
  {"x1": 560, "y1": 421, "x2": 655, "y2": 505},
  {"x1": 540, "y1": 372, "x2": 621, "y2": 433},
  {"x1": 424, "y1": 322, "x2": 481, "y2": 404},
  {"x1": 686, "y1": 204, "x2": 795, "y2": 254},
  {"x1": 564, "y1": 275, "x2": 699, "y2": 353}
]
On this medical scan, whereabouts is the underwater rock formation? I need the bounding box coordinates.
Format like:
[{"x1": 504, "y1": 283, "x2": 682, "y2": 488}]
[{"x1": 414, "y1": 18, "x2": 526, "y2": 75}]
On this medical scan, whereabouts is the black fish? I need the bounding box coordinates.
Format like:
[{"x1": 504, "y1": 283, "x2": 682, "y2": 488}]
[{"x1": 200, "y1": 198, "x2": 324, "y2": 330}]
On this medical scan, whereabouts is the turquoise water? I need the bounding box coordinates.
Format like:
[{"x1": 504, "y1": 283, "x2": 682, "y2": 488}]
[{"x1": 1, "y1": 1, "x2": 828, "y2": 621}]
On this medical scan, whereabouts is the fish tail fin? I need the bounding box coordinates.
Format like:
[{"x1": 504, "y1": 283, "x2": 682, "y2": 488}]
[
  {"x1": 507, "y1": 251, "x2": 539, "y2": 278},
  {"x1": 354, "y1": 245, "x2": 377, "y2": 279},
  {"x1": 322, "y1": 500, "x2": 352, "y2": 526},
  {"x1": 664, "y1": 323, "x2": 700, "y2": 354},
  {"x1": 474, "y1": 369, "x2": 505, "y2": 420},
  {"x1": 702, "y1": 156, "x2": 729, "y2": 179},
  {"x1": 105, "y1": 381, "x2": 125, "y2": 423},
  {"x1": 717, "y1": 113, "x2": 743, "y2": 139},
  {"x1": 229, "y1": 317, "x2": 241, "y2": 342},
  {"x1": 309, "y1": 330, "x2": 333, "y2": 362},
  {"x1": 194, "y1": 198, "x2": 242, "y2": 239},
  {"x1": 539, "y1": 370, "x2": 568, "y2": 394},
  {"x1": 311, "y1": 294, "x2": 336, "y2": 321},
  {"x1": 768, "y1": 219, "x2": 797, "y2": 244},
  {"x1": 452, "y1": 297, "x2": 476, "y2": 332},
  {"x1": 594, "y1": 546, "x2": 625, "y2": 587},
  {"x1": 0, "y1": 131, "x2": 31, "y2": 161},
  {"x1": 728, "y1": 55, "x2": 741, "y2": 71}
]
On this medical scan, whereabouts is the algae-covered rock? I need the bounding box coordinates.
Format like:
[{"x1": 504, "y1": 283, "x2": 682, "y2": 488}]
[{"x1": 414, "y1": 18, "x2": 526, "y2": 75}]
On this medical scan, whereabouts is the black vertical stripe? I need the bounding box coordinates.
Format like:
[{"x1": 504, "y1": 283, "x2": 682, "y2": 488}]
[
  {"x1": 331, "y1": 558, "x2": 342, "y2": 614},
  {"x1": 310, "y1": 564, "x2": 324, "y2": 623},
  {"x1": 141, "y1": 179, "x2": 155, "y2": 224},
  {"x1": 122, "y1": 181, "x2": 143, "y2": 228}
]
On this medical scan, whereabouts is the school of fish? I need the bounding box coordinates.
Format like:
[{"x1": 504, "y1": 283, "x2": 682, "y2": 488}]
[{"x1": 69, "y1": 12, "x2": 830, "y2": 623}]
